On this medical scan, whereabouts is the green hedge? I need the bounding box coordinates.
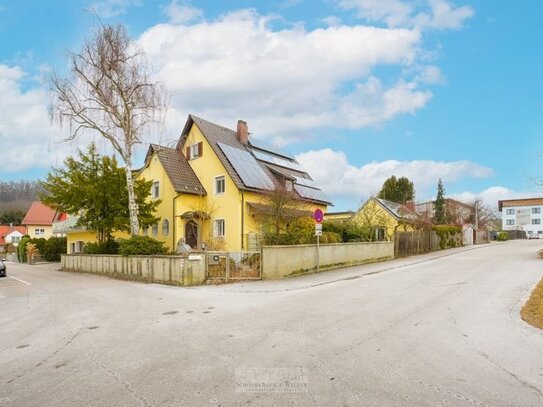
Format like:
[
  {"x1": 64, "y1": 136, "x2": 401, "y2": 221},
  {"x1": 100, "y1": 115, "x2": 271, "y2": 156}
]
[
  {"x1": 84, "y1": 239, "x2": 120, "y2": 254},
  {"x1": 432, "y1": 225, "x2": 462, "y2": 249},
  {"x1": 118, "y1": 236, "x2": 167, "y2": 256},
  {"x1": 496, "y1": 231, "x2": 508, "y2": 241},
  {"x1": 43, "y1": 237, "x2": 67, "y2": 262}
]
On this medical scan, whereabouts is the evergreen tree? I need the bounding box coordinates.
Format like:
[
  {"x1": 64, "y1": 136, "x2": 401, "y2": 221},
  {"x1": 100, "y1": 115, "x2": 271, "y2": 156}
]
[
  {"x1": 378, "y1": 176, "x2": 415, "y2": 203},
  {"x1": 433, "y1": 178, "x2": 447, "y2": 224},
  {"x1": 39, "y1": 144, "x2": 160, "y2": 243}
]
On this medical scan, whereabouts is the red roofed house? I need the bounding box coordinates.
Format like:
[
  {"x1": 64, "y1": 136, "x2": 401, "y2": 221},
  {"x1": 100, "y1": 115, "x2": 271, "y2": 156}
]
[
  {"x1": 22, "y1": 202, "x2": 66, "y2": 239},
  {"x1": 0, "y1": 224, "x2": 27, "y2": 251}
]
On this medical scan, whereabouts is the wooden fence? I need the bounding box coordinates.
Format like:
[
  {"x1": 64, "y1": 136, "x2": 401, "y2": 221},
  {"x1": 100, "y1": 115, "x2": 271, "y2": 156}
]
[{"x1": 394, "y1": 230, "x2": 440, "y2": 257}]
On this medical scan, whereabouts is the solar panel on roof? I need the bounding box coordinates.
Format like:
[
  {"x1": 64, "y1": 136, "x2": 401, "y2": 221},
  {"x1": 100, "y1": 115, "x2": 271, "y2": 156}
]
[
  {"x1": 248, "y1": 138, "x2": 294, "y2": 160},
  {"x1": 217, "y1": 143, "x2": 275, "y2": 190},
  {"x1": 252, "y1": 150, "x2": 304, "y2": 172},
  {"x1": 294, "y1": 184, "x2": 330, "y2": 203},
  {"x1": 293, "y1": 175, "x2": 316, "y2": 188}
]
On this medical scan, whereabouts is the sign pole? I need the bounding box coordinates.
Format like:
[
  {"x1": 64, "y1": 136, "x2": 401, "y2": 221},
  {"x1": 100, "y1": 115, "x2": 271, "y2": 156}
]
[
  {"x1": 313, "y1": 209, "x2": 324, "y2": 274},
  {"x1": 317, "y1": 234, "x2": 320, "y2": 273}
]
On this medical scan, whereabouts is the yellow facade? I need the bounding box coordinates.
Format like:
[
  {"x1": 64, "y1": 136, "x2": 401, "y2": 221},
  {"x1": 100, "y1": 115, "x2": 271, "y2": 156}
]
[
  {"x1": 66, "y1": 230, "x2": 130, "y2": 254},
  {"x1": 352, "y1": 198, "x2": 414, "y2": 241},
  {"x1": 137, "y1": 124, "x2": 327, "y2": 252},
  {"x1": 26, "y1": 225, "x2": 54, "y2": 239},
  {"x1": 65, "y1": 120, "x2": 327, "y2": 252}
]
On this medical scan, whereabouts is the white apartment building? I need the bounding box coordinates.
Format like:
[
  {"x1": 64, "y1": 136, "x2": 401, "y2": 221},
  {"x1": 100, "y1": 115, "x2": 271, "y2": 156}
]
[{"x1": 498, "y1": 198, "x2": 543, "y2": 236}]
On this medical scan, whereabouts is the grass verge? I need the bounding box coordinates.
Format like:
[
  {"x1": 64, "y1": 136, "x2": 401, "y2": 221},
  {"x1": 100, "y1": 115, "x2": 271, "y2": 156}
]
[{"x1": 521, "y1": 277, "x2": 543, "y2": 330}]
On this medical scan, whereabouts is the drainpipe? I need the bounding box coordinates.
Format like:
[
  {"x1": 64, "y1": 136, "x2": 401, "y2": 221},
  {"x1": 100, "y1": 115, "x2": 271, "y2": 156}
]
[
  {"x1": 173, "y1": 193, "x2": 181, "y2": 252},
  {"x1": 241, "y1": 190, "x2": 245, "y2": 250}
]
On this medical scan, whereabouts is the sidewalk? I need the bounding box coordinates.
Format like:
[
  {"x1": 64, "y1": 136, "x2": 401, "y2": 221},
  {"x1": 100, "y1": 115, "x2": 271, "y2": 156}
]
[{"x1": 194, "y1": 243, "x2": 501, "y2": 293}]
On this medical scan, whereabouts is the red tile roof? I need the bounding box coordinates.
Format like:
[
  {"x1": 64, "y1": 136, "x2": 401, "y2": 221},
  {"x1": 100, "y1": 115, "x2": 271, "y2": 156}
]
[
  {"x1": 21, "y1": 202, "x2": 63, "y2": 226},
  {"x1": 0, "y1": 225, "x2": 27, "y2": 245}
]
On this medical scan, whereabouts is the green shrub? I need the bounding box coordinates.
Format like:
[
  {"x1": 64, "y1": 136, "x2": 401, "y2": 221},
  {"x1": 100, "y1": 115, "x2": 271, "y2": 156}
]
[
  {"x1": 84, "y1": 239, "x2": 120, "y2": 254},
  {"x1": 320, "y1": 231, "x2": 341, "y2": 243},
  {"x1": 496, "y1": 231, "x2": 508, "y2": 241},
  {"x1": 118, "y1": 236, "x2": 167, "y2": 256},
  {"x1": 29, "y1": 238, "x2": 47, "y2": 255},
  {"x1": 43, "y1": 237, "x2": 67, "y2": 262},
  {"x1": 18, "y1": 236, "x2": 31, "y2": 262},
  {"x1": 433, "y1": 225, "x2": 462, "y2": 249}
]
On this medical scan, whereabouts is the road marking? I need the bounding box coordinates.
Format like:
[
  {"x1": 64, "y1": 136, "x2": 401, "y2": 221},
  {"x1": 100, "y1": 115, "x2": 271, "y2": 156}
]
[{"x1": 7, "y1": 275, "x2": 31, "y2": 286}]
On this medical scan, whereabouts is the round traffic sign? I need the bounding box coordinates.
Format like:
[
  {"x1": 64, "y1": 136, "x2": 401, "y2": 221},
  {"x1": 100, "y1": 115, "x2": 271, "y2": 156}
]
[{"x1": 314, "y1": 208, "x2": 324, "y2": 223}]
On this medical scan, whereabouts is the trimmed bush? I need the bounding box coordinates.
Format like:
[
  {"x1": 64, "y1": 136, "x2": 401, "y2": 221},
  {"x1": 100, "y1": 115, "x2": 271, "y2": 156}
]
[
  {"x1": 84, "y1": 239, "x2": 120, "y2": 254},
  {"x1": 43, "y1": 237, "x2": 67, "y2": 262},
  {"x1": 118, "y1": 236, "x2": 167, "y2": 256},
  {"x1": 432, "y1": 225, "x2": 462, "y2": 249},
  {"x1": 18, "y1": 236, "x2": 31, "y2": 262},
  {"x1": 496, "y1": 231, "x2": 508, "y2": 241}
]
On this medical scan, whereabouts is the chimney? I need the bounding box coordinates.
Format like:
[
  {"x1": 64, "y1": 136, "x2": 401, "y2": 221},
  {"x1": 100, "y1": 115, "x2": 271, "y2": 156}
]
[
  {"x1": 237, "y1": 120, "x2": 248, "y2": 145},
  {"x1": 405, "y1": 200, "x2": 415, "y2": 211},
  {"x1": 9, "y1": 222, "x2": 13, "y2": 231}
]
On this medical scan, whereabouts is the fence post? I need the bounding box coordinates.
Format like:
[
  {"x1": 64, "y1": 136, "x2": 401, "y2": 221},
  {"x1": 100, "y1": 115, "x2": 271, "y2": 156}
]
[{"x1": 226, "y1": 253, "x2": 230, "y2": 282}]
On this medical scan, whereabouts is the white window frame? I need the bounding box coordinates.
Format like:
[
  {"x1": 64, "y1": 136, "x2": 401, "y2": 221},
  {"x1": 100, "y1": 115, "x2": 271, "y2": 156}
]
[
  {"x1": 162, "y1": 219, "x2": 170, "y2": 236},
  {"x1": 152, "y1": 223, "x2": 159, "y2": 236},
  {"x1": 190, "y1": 143, "x2": 200, "y2": 159},
  {"x1": 532, "y1": 219, "x2": 541, "y2": 225},
  {"x1": 152, "y1": 181, "x2": 160, "y2": 199},
  {"x1": 34, "y1": 228, "x2": 45, "y2": 236},
  {"x1": 505, "y1": 208, "x2": 514, "y2": 215},
  {"x1": 214, "y1": 219, "x2": 225, "y2": 238},
  {"x1": 533, "y1": 207, "x2": 541, "y2": 214},
  {"x1": 214, "y1": 175, "x2": 226, "y2": 195},
  {"x1": 285, "y1": 180, "x2": 293, "y2": 192},
  {"x1": 506, "y1": 219, "x2": 515, "y2": 225}
]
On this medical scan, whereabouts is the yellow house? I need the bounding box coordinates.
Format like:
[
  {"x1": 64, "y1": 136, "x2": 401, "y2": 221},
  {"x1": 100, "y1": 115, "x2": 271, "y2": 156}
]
[
  {"x1": 138, "y1": 115, "x2": 330, "y2": 252},
  {"x1": 22, "y1": 201, "x2": 66, "y2": 239},
  {"x1": 63, "y1": 115, "x2": 330, "y2": 252},
  {"x1": 352, "y1": 197, "x2": 422, "y2": 241},
  {"x1": 324, "y1": 211, "x2": 355, "y2": 222}
]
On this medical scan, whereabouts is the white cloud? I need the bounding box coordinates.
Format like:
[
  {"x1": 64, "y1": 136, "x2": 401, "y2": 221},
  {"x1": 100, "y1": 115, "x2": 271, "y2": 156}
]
[
  {"x1": 0, "y1": 65, "x2": 66, "y2": 171},
  {"x1": 339, "y1": 0, "x2": 474, "y2": 30},
  {"x1": 0, "y1": 65, "x2": 124, "y2": 174},
  {"x1": 163, "y1": 1, "x2": 203, "y2": 24},
  {"x1": 451, "y1": 187, "x2": 537, "y2": 211},
  {"x1": 296, "y1": 148, "x2": 493, "y2": 202},
  {"x1": 139, "y1": 9, "x2": 430, "y2": 143},
  {"x1": 89, "y1": 0, "x2": 142, "y2": 18}
]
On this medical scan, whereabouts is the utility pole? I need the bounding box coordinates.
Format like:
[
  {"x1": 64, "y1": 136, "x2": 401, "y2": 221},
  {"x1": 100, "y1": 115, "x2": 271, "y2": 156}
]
[{"x1": 475, "y1": 200, "x2": 479, "y2": 229}]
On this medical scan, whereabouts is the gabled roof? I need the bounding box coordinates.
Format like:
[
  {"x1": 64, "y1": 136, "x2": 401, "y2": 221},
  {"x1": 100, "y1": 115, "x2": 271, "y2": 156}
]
[
  {"x1": 22, "y1": 202, "x2": 62, "y2": 226},
  {"x1": 177, "y1": 114, "x2": 331, "y2": 205},
  {"x1": 0, "y1": 225, "x2": 27, "y2": 245},
  {"x1": 375, "y1": 198, "x2": 421, "y2": 222},
  {"x1": 144, "y1": 144, "x2": 206, "y2": 196}
]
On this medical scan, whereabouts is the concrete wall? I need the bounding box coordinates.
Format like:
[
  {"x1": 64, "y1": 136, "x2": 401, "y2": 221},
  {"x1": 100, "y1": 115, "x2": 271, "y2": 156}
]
[
  {"x1": 61, "y1": 254, "x2": 206, "y2": 286},
  {"x1": 261, "y1": 241, "x2": 394, "y2": 280}
]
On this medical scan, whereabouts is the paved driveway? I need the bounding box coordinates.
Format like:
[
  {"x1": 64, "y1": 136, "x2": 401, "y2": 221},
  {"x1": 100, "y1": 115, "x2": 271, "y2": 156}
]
[{"x1": 1, "y1": 241, "x2": 542, "y2": 406}]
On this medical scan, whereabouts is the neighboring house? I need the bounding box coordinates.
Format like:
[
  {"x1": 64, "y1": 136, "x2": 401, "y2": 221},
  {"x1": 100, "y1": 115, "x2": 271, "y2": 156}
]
[
  {"x1": 352, "y1": 197, "x2": 423, "y2": 240},
  {"x1": 0, "y1": 225, "x2": 27, "y2": 251},
  {"x1": 416, "y1": 198, "x2": 474, "y2": 225},
  {"x1": 498, "y1": 197, "x2": 543, "y2": 237},
  {"x1": 54, "y1": 216, "x2": 131, "y2": 254},
  {"x1": 22, "y1": 202, "x2": 66, "y2": 239},
  {"x1": 66, "y1": 115, "x2": 331, "y2": 252},
  {"x1": 325, "y1": 211, "x2": 355, "y2": 222}
]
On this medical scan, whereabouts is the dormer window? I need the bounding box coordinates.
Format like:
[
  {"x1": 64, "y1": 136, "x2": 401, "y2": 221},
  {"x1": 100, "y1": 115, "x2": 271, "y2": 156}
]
[
  {"x1": 186, "y1": 142, "x2": 203, "y2": 160},
  {"x1": 285, "y1": 180, "x2": 293, "y2": 192}
]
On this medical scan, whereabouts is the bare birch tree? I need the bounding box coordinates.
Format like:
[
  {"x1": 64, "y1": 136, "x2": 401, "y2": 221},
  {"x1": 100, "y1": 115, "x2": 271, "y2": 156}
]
[{"x1": 50, "y1": 23, "x2": 166, "y2": 235}]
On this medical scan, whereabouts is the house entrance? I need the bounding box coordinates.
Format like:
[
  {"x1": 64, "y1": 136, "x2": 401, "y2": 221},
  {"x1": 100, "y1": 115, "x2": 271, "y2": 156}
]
[{"x1": 185, "y1": 220, "x2": 198, "y2": 249}]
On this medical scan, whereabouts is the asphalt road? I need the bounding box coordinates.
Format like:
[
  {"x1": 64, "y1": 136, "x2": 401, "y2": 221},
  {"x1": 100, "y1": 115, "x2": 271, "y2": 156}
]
[{"x1": 1, "y1": 241, "x2": 542, "y2": 406}]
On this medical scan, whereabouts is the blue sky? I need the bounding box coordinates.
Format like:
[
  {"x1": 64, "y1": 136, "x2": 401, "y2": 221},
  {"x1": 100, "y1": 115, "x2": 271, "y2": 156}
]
[{"x1": 1, "y1": 0, "x2": 542, "y2": 211}]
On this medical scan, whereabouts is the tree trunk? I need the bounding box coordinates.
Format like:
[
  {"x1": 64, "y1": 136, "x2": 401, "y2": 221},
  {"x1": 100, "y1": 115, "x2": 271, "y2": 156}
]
[{"x1": 124, "y1": 155, "x2": 140, "y2": 236}]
